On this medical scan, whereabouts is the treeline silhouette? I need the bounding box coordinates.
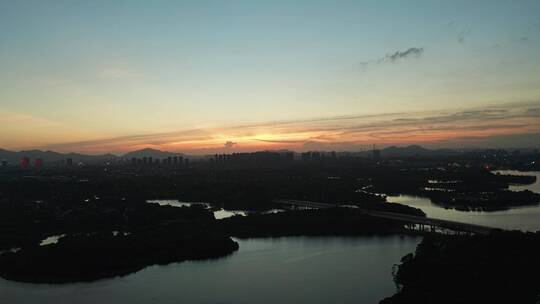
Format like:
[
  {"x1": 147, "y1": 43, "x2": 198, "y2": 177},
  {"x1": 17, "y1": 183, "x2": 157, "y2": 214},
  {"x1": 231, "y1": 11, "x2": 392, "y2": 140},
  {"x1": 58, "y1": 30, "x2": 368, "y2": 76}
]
[
  {"x1": 1, "y1": 162, "x2": 537, "y2": 213},
  {"x1": 218, "y1": 208, "x2": 411, "y2": 237},
  {"x1": 0, "y1": 196, "x2": 422, "y2": 283},
  {"x1": 381, "y1": 231, "x2": 540, "y2": 304},
  {"x1": 0, "y1": 229, "x2": 239, "y2": 283}
]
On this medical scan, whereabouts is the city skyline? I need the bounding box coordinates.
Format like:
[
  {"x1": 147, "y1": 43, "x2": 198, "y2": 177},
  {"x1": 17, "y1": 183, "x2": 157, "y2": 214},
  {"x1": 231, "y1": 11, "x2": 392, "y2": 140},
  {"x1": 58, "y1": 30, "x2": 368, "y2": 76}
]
[{"x1": 1, "y1": 0, "x2": 540, "y2": 153}]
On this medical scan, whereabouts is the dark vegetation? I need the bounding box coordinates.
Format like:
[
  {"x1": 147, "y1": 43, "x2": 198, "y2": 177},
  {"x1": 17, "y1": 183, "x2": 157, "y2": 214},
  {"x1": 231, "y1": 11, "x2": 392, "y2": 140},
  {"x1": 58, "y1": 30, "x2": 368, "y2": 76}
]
[
  {"x1": 0, "y1": 230, "x2": 238, "y2": 283},
  {"x1": 0, "y1": 198, "x2": 241, "y2": 283},
  {"x1": 0, "y1": 197, "x2": 213, "y2": 251},
  {"x1": 427, "y1": 189, "x2": 540, "y2": 211},
  {"x1": 2, "y1": 156, "x2": 538, "y2": 212},
  {"x1": 0, "y1": 194, "x2": 420, "y2": 283},
  {"x1": 219, "y1": 208, "x2": 409, "y2": 237},
  {"x1": 381, "y1": 231, "x2": 540, "y2": 304},
  {"x1": 0, "y1": 152, "x2": 538, "y2": 284},
  {"x1": 369, "y1": 167, "x2": 539, "y2": 211}
]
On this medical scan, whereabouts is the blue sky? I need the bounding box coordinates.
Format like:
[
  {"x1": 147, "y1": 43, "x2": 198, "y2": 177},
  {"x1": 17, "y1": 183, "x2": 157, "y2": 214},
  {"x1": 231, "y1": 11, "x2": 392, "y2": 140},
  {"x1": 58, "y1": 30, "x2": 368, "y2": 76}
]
[{"x1": 1, "y1": 0, "x2": 539, "y2": 153}]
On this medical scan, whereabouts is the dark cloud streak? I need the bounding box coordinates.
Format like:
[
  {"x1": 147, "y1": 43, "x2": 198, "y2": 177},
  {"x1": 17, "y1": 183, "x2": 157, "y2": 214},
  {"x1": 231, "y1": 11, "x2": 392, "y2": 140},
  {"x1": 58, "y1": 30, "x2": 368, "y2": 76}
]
[{"x1": 379, "y1": 47, "x2": 424, "y2": 63}]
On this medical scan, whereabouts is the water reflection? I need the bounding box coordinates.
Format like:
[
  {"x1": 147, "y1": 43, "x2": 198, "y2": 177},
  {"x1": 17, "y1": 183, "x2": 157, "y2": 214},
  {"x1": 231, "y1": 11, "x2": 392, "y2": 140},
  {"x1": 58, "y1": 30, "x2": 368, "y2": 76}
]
[
  {"x1": 39, "y1": 234, "x2": 66, "y2": 246},
  {"x1": 387, "y1": 171, "x2": 540, "y2": 232},
  {"x1": 262, "y1": 209, "x2": 285, "y2": 214},
  {"x1": 0, "y1": 236, "x2": 420, "y2": 304},
  {"x1": 213, "y1": 209, "x2": 247, "y2": 219},
  {"x1": 146, "y1": 200, "x2": 246, "y2": 219},
  {"x1": 146, "y1": 200, "x2": 209, "y2": 208}
]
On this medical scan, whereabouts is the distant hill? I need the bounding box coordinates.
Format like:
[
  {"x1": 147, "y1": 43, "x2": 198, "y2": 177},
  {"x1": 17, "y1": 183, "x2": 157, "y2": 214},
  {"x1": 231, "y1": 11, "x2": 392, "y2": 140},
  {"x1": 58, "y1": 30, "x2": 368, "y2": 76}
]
[
  {"x1": 0, "y1": 148, "x2": 117, "y2": 164},
  {"x1": 0, "y1": 147, "x2": 188, "y2": 164},
  {"x1": 122, "y1": 148, "x2": 184, "y2": 159},
  {"x1": 379, "y1": 145, "x2": 460, "y2": 158},
  {"x1": 0, "y1": 145, "x2": 534, "y2": 165}
]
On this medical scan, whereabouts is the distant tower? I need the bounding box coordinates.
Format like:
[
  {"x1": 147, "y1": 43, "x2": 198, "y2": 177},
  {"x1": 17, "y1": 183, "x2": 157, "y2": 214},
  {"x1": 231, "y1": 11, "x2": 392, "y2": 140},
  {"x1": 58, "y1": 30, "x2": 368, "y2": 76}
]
[
  {"x1": 34, "y1": 158, "x2": 43, "y2": 169},
  {"x1": 372, "y1": 144, "x2": 381, "y2": 161},
  {"x1": 20, "y1": 157, "x2": 30, "y2": 169},
  {"x1": 301, "y1": 152, "x2": 311, "y2": 161}
]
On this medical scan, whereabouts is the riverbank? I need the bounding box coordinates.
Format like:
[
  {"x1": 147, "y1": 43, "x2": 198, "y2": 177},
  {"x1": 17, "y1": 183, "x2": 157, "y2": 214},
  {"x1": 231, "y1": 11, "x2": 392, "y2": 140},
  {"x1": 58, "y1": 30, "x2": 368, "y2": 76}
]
[
  {"x1": 381, "y1": 231, "x2": 540, "y2": 304},
  {"x1": 0, "y1": 206, "x2": 420, "y2": 284}
]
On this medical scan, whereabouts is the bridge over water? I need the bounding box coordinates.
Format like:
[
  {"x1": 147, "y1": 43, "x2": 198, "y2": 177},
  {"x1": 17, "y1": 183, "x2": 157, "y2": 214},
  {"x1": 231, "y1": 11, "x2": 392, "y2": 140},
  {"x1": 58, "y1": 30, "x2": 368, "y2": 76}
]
[{"x1": 272, "y1": 199, "x2": 496, "y2": 235}]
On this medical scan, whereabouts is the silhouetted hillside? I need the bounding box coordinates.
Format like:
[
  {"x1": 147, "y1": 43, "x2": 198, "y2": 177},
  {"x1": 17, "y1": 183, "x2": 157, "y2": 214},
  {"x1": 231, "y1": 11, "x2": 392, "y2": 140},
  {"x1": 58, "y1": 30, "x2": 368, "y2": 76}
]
[
  {"x1": 379, "y1": 145, "x2": 460, "y2": 158},
  {"x1": 123, "y1": 148, "x2": 184, "y2": 159},
  {"x1": 0, "y1": 149, "x2": 117, "y2": 164}
]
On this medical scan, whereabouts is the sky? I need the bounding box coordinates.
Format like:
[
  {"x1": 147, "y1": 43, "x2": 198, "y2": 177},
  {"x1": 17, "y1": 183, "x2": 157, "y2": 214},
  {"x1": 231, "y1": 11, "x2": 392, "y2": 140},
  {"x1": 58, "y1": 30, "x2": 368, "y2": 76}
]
[{"x1": 1, "y1": 0, "x2": 539, "y2": 154}]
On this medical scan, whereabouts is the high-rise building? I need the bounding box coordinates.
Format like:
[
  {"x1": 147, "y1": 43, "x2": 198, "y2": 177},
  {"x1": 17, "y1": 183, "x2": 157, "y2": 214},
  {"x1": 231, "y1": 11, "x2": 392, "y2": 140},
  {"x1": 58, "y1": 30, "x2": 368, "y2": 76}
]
[
  {"x1": 173, "y1": 156, "x2": 178, "y2": 166},
  {"x1": 285, "y1": 152, "x2": 294, "y2": 161},
  {"x1": 167, "y1": 156, "x2": 172, "y2": 166},
  {"x1": 131, "y1": 157, "x2": 137, "y2": 166},
  {"x1": 1, "y1": 160, "x2": 7, "y2": 167},
  {"x1": 66, "y1": 158, "x2": 73, "y2": 166},
  {"x1": 20, "y1": 157, "x2": 30, "y2": 169},
  {"x1": 301, "y1": 152, "x2": 311, "y2": 161},
  {"x1": 372, "y1": 149, "x2": 381, "y2": 161},
  {"x1": 34, "y1": 158, "x2": 43, "y2": 169}
]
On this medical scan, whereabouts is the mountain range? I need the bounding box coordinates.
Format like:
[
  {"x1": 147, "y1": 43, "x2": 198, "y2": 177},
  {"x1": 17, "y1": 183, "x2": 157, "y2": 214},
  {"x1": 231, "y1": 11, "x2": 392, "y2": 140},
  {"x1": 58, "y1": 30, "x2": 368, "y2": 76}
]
[
  {"x1": 0, "y1": 148, "x2": 184, "y2": 164},
  {"x1": 0, "y1": 145, "x2": 533, "y2": 164}
]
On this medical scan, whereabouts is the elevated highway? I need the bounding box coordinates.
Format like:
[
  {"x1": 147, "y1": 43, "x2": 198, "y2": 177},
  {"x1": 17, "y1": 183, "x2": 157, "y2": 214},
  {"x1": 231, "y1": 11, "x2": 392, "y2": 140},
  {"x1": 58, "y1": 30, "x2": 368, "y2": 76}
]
[{"x1": 272, "y1": 199, "x2": 496, "y2": 235}]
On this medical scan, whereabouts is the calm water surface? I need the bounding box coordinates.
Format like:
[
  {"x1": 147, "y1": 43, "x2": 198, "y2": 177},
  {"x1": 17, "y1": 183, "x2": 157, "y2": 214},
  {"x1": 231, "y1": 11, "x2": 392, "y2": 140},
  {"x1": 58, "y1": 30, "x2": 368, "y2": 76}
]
[
  {"x1": 0, "y1": 236, "x2": 420, "y2": 304},
  {"x1": 388, "y1": 171, "x2": 540, "y2": 232}
]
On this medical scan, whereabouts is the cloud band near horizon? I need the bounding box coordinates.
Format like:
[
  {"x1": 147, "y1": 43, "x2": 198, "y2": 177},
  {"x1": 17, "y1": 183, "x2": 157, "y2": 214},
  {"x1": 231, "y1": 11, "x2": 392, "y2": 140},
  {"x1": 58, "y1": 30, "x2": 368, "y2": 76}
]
[{"x1": 34, "y1": 101, "x2": 540, "y2": 154}]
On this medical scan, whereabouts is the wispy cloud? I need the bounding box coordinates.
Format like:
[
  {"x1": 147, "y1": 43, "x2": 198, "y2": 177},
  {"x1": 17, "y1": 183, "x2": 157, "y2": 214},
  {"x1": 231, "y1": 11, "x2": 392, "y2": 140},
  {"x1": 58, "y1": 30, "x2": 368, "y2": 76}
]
[
  {"x1": 455, "y1": 27, "x2": 472, "y2": 44},
  {"x1": 223, "y1": 141, "x2": 237, "y2": 149},
  {"x1": 359, "y1": 47, "x2": 425, "y2": 68},
  {"x1": 379, "y1": 47, "x2": 424, "y2": 63}
]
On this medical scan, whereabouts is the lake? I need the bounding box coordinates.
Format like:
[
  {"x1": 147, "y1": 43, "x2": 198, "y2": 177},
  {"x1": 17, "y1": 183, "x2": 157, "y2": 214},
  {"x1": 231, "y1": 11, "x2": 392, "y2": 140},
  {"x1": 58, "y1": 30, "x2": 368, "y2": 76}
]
[
  {"x1": 387, "y1": 170, "x2": 540, "y2": 232},
  {"x1": 0, "y1": 236, "x2": 420, "y2": 304}
]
